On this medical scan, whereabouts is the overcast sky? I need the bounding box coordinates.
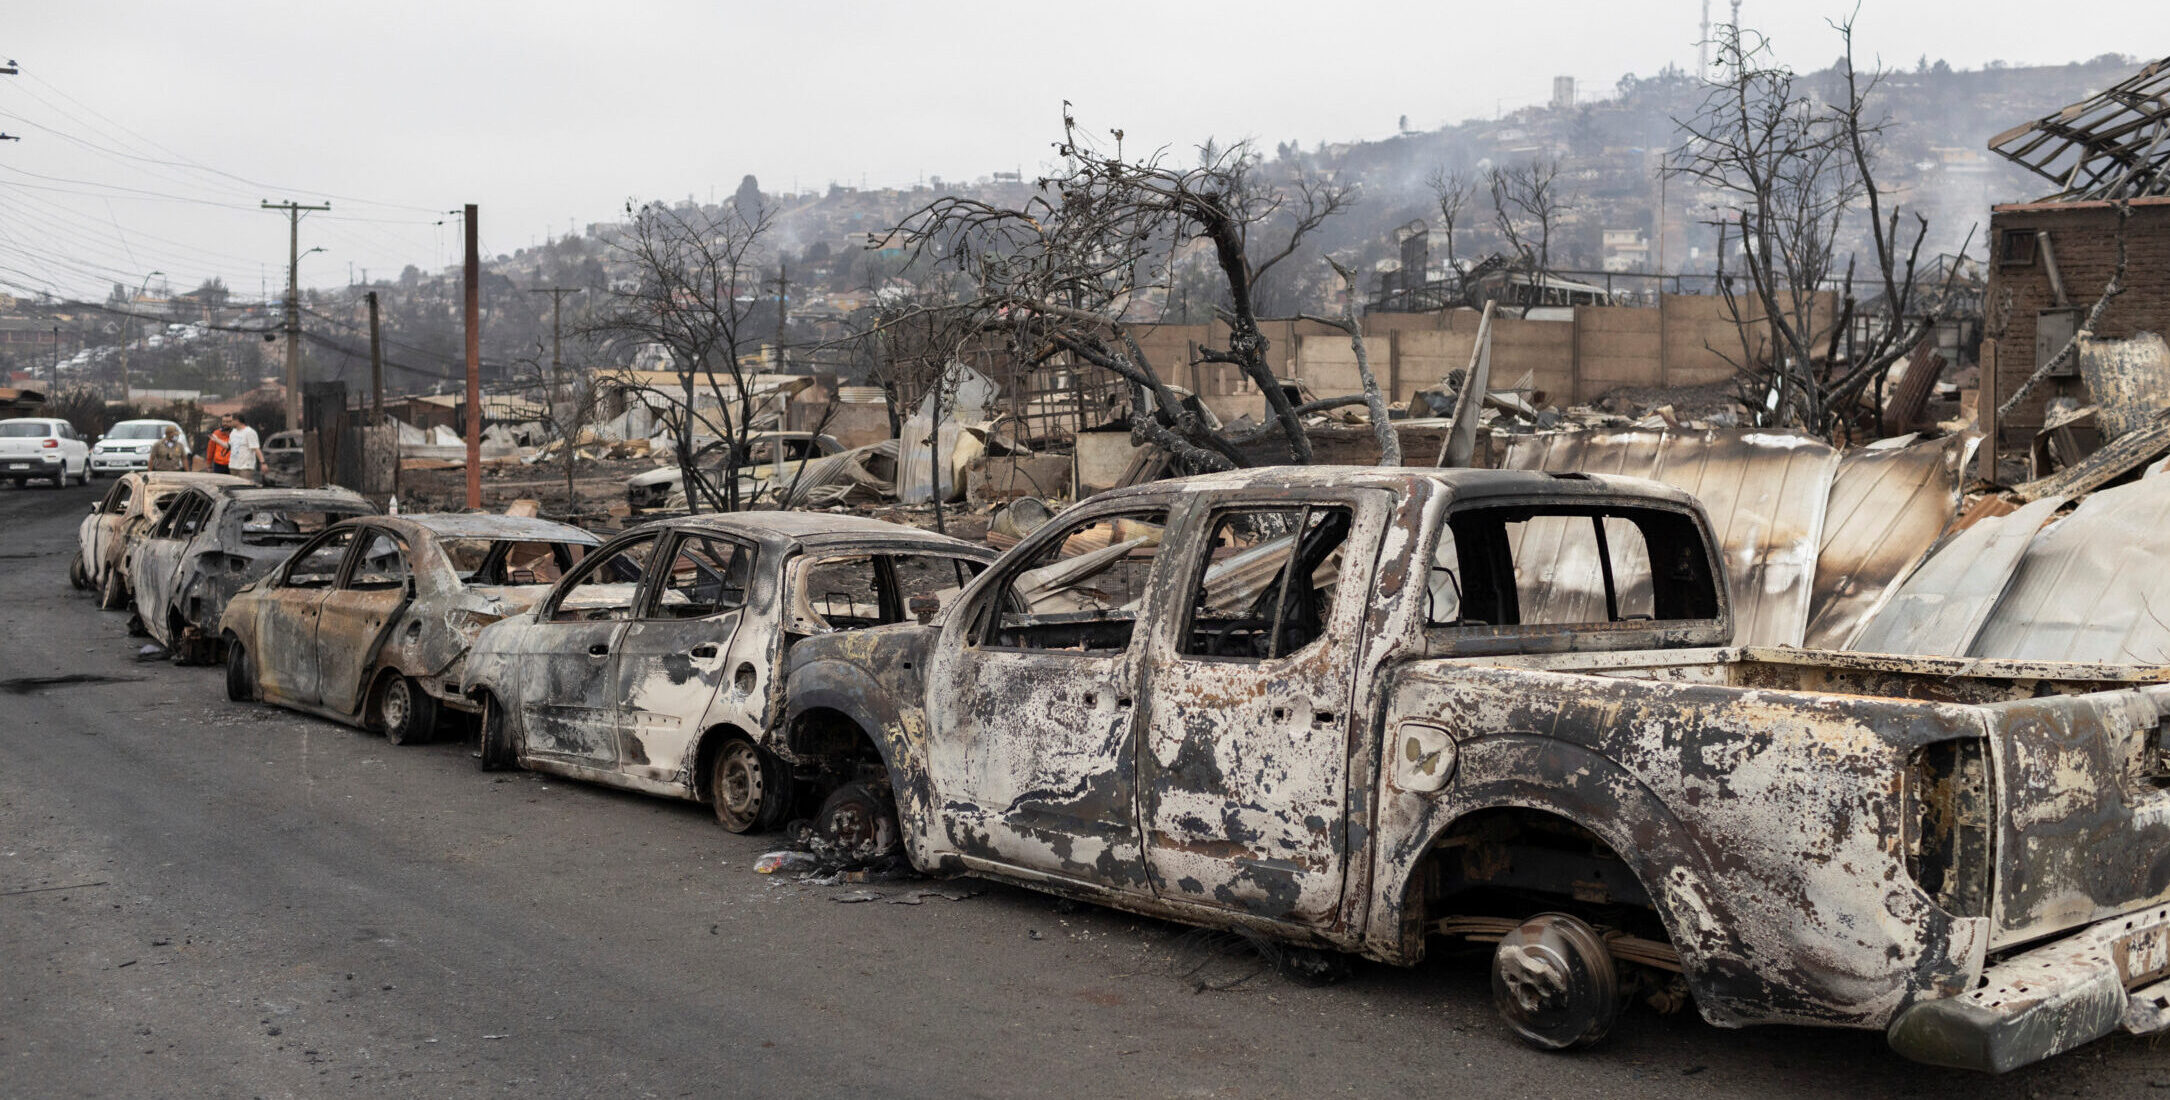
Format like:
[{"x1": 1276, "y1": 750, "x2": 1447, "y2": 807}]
[{"x1": 2, "y1": 0, "x2": 2160, "y2": 301}]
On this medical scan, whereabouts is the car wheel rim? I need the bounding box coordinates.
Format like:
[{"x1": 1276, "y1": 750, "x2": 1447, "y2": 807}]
[
  {"x1": 717, "y1": 743, "x2": 762, "y2": 826},
  {"x1": 826, "y1": 799, "x2": 880, "y2": 855},
  {"x1": 383, "y1": 680, "x2": 409, "y2": 732}
]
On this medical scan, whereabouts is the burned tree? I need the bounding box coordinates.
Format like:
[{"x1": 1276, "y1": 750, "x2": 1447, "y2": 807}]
[
  {"x1": 588, "y1": 199, "x2": 775, "y2": 512},
  {"x1": 510, "y1": 339, "x2": 607, "y2": 513},
  {"x1": 880, "y1": 109, "x2": 1384, "y2": 471},
  {"x1": 1487, "y1": 159, "x2": 1568, "y2": 287},
  {"x1": 1426, "y1": 167, "x2": 1477, "y2": 275},
  {"x1": 1669, "y1": 19, "x2": 1962, "y2": 436}
]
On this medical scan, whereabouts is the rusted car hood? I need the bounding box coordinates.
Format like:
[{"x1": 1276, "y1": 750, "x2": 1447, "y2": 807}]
[{"x1": 1985, "y1": 685, "x2": 2170, "y2": 947}]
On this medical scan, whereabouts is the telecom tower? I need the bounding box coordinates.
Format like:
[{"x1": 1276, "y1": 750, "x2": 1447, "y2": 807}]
[{"x1": 1699, "y1": 0, "x2": 1710, "y2": 78}]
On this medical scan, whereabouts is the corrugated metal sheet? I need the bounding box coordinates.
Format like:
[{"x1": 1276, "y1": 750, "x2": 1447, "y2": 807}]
[
  {"x1": 1969, "y1": 475, "x2": 2170, "y2": 664},
  {"x1": 1500, "y1": 430, "x2": 1840, "y2": 646},
  {"x1": 1799, "y1": 436, "x2": 1966, "y2": 650},
  {"x1": 2012, "y1": 412, "x2": 2170, "y2": 502},
  {"x1": 1846, "y1": 494, "x2": 2066, "y2": 657}
]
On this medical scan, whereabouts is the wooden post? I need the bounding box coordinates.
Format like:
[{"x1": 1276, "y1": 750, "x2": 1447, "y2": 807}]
[
  {"x1": 463, "y1": 204, "x2": 481, "y2": 510},
  {"x1": 366, "y1": 290, "x2": 384, "y2": 424},
  {"x1": 1978, "y1": 338, "x2": 2000, "y2": 483}
]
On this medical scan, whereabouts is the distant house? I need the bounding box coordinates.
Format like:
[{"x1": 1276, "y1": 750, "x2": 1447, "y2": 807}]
[{"x1": 1601, "y1": 229, "x2": 1651, "y2": 273}]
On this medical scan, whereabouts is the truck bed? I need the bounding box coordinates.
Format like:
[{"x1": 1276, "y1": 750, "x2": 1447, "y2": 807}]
[{"x1": 1454, "y1": 644, "x2": 2170, "y2": 703}]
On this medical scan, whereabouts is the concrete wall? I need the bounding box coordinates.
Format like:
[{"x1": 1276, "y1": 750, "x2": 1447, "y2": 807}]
[{"x1": 1127, "y1": 293, "x2": 1803, "y2": 417}]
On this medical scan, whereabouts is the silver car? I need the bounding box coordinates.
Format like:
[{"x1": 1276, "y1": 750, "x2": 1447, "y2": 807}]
[
  {"x1": 221, "y1": 514, "x2": 600, "y2": 743},
  {"x1": 73, "y1": 470, "x2": 249, "y2": 606},
  {"x1": 89, "y1": 419, "x2": 187, "y2": 476},
  {"x1": 126, "y1": 484, "x2": 377, "y2": 660},
  {"x1": 461, "y1": 512, "x2": 991, "y2": 832}
]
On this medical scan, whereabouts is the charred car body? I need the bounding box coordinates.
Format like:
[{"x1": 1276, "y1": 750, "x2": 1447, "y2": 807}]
[
  {"x1": 72, "y1": 470, "x2": 248, "y2": 604},
  {"x1": 782, "y1": 466, "x2": 2170, "y2": 1073},
  {"x1": 460, "y1": 512, "x2": 990, "y2": 832},
  {"x1": 221, "y1": 514, "x2": 600, "y2": 743},
  {"x1": 127, "y1": 484, "x2": 377, "y2": 660}
]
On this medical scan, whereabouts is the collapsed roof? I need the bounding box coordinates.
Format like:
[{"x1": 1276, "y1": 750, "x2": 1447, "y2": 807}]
[{"x1": 1990, "y1": 57, "x2": 2170, "y2": 201}]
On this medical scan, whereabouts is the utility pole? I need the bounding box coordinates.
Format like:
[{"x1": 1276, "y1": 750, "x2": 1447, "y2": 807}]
[
  {"x1": 262, "y1": 200, "x2": 329, "y2": 432},
  {"x1": 117, "y1": 270, "x2": 162, "y2": 408},
  {"x1": 769, "y1": 262, "x2": 790, "y2": 369},
  {"x1": 528, "y1": 286, "x2": 577, "y2": 383},
  {"x1": 529, "y1": 286, "x2": 578, "y2": 417},
  {"x1": 50, "y1": 325, "x2": 59, "y2": 392},
  {"x1": 365, "y1": 290, "x2": 384, "y2": 423},
  {"x1": 462, "y1": 203, "x2": 481, "y2": 510}
]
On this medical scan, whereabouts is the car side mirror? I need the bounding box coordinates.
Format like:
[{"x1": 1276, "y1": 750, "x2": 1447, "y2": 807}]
[{"x1": 909, "y1": 595, "x2": 941, "y2": 625}]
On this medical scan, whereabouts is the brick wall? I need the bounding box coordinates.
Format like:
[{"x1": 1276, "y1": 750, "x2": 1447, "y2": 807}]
[{"x1": 1983, "y1": 196, "x2": 2170, "y2": 450}]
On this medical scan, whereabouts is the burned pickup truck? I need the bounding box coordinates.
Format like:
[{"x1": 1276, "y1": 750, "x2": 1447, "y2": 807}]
[{"x1": 782, "y1": 467, "x2": 2170, "y2": 1072}]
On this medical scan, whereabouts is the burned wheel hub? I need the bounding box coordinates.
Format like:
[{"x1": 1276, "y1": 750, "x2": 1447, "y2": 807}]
[
  {"x1": 1490, "y1": 913, "x2": 1620, "y2": 1050},
  {"x1": 712, "y1": 740, "x2": 766, "y2": 833},
  {"x1": 812, "y1": 781, "x2": 900, "y2": 864},
  {"x1": 381, "y1": 678, "x2": 410, "y2": 732}
]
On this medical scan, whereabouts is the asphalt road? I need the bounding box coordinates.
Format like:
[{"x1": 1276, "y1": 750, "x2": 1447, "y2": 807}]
[{"x1": 3, "y1": 478, "x2": 2167, "y2": 1098}]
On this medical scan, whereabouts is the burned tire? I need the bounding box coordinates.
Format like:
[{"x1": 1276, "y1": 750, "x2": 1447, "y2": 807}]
[
  {"x1": 709, "y1": 737, "x2": 790, "y2": 834},
  {"x1": 224, "y1": 641, "x2": 256, "y2": 703},
  {"x1": 98, "y1": 567, "x2": 129, "y2": 611},
  {"x1": 375, "y1": 673, "x2": 438, "y2": 746},
  {"x1": 1490, "y1": 913, "x2": 1620, "y2": 1052},
  {"x1": 476, "y1": 693, "x2": 520, "y2": 771},
  {"x1": 67, "y1": 552, "x2": 89, "y2": 591},
  {"x1": 812, "y1": 780, "x2": 902, "y2": 865}
]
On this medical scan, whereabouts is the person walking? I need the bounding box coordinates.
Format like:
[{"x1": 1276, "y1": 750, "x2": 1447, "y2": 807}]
[
  {"x1": 224, "y1": 414, "x2": 263, "y2": 485},
  {"x1": 206, "y1": 422, "x2": 232, "y2": 474},
  {"x1": 147, "y1": 425, "x2": 188, "y2": 471}
]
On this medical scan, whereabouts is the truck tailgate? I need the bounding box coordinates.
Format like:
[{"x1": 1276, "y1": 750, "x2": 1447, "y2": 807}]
[{"x1": 1989, "y1": 684, "x2": 2170, "y2": 947}]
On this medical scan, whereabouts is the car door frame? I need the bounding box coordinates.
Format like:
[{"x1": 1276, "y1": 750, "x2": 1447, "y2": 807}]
[
  {"x1": 921, "y1": 496, "x2": 1176, "y2": 892},
  {"x1": 514, "y1": 527, "x2": 667, "y2": 775},
  {"x1": 607, "y1": 527, "x2": 760, "y2": 792},
  {"x1": 87, "y1": 476, "x2": 134, "y2": 583},
  {"x1": 315, "y1": 524, "x2": 415, "y2": 716},
  {"x1": 1133, "y1": 487, "x2": 1395, "y2": 931},
  {"x1": 251, "y1": 524, "x2": 364, "y2": 706},
  {"x1": 132, "y1": 489, "x2": 210, "y2": 626}
]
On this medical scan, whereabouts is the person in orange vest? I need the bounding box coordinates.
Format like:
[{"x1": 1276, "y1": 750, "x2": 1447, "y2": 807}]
[{"x1": 206, "y1": 423, "x2": 232, "y2": 474}]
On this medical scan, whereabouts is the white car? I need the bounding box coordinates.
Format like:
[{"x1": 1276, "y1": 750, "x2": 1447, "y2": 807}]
[
  {"x1": 90, "y1": 419, "x2": 188, "y2": 477},
  {"x1": 0, "y1": 417, "x2": 91, "y2": 487}
]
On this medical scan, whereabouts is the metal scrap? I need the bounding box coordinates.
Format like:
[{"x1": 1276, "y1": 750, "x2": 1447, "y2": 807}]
[
  {"x1": 1970, "y1": 473, "x2": 2170, "y2": 664},
  {"x1": 1800, "y1": 435, "x2": 1967, "y2": 650},
  {"x1": 1848, "y1": 494, "x2": 2067, "y2": 657}
]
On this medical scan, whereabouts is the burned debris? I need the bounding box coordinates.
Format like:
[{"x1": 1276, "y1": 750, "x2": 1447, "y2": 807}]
[{"x1": 37, "y1": 43, "x2": 2170, "y2": 1086}]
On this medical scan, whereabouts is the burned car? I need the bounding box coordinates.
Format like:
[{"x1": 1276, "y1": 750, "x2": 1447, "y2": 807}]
[
  {"x1": 625, "y1": 432, "x2": 845, "y2": 513},
  {"x1": 221, "y1": 514, "x2": 599, "y2": 743},
  {"x1": 782, "y1": 466, "x2": 2170, "y2": 1072},
  {"x1": 72, "y1": 470, "x2": 248, "y2": 606},
  {"x1": 461, "y1": 512, "x2": 990, "y2": 832},
  {"x1": 127, "y1": 484, "x2": 377, "y2": 660},
  {"x1": 260, "y1": 429, "x2": 306, "y2": 488}
]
